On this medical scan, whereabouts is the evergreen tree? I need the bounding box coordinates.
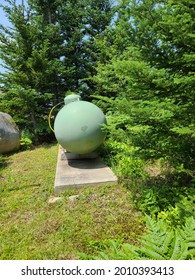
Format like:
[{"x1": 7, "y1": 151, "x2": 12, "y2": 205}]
[
  {"x1": 0, "y1": 0, "x2": 114, "y2": 142},
  {"x1": 0, "y1": 1, "x2": 52, "y2": 142},
  {"x1": 28, "y1": 0, "x2": 114, "y2": 95},
  {"x1": 92, "y1": 0, "x2": 195, "y2": 173}
]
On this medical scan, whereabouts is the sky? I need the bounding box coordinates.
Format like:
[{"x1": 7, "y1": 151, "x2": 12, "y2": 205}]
[
  {"x1": 0, "y1": 0, "x2": 24, "y2": 26},
  {"x1": 0, "y1": 0, "x2": 12, "y2": 73},
  {"x1": 0, "y1": 0, "x2": 24, "y2": 73},
  {"x1": 0, "y1": 0, "x2": 11, "y2": 27}
]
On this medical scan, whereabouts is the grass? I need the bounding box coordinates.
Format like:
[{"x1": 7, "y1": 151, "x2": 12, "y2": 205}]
[{"x1": 0, "y1": 144, "x2": 144, "y2": 260}]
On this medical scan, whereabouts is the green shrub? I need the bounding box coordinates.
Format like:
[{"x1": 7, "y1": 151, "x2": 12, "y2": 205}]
[
  {"x1": 20, "y1": 130, "x2": 33, "y2": 149},
  {"x1": 132, "y1": 178, "x2": 195, "y2": 218},
  {"x1": 100, "y1": 139, "x2": 147, "y2": 181},
  {"x1": 158, "y1": 196, "x2": 195, "y2": 227},
  {"x1": 116, "y1": 155, "x2": 147, "y2": 180}
]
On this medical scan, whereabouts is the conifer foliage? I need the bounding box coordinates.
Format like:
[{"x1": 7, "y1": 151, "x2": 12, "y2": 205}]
[
  {"x1": 92, "y1": 0, "x2": 195, "y2": 174},
  {"x1": 0, "y1": 0, "x2": 113, "y2": 141}
]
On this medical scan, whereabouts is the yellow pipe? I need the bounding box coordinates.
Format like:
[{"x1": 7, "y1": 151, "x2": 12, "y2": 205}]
[{"x1": 48, "y1": 102, "x2": 64, "y2": 133}]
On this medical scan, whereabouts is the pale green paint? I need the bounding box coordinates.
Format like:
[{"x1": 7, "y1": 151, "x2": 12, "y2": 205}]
[{"x1": 54, "y1": 100, "x2": 106, "y2": 154}]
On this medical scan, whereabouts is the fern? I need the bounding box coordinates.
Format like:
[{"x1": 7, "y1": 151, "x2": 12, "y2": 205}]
[
  {"x1": 178, "y1": 217, "x2": 195, "y2": 259},
  {"x1": 80, "y1": 216, "x2": 195, "y2": 260},
  {"x1": 138, "y1": 216, "x2": 195, "y2": 260},
  {"x1": 139, "y1": 232, "x2": 173, "y2": 259},
  {"x1": 169, "y1": 231, "x2": 187, "y2": 260},
  {"x1": 179, "y1": 217, "x2": 195, "y2": 243}
]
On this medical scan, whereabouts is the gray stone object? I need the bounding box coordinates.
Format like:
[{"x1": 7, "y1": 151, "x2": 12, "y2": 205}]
[{"x1": 0, "y1": 112, "x2": 20, "y2": 154}]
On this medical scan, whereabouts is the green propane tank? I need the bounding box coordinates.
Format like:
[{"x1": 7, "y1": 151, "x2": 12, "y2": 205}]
[{"x1": 54, "y1": 95, "x2": 107, "y2": 154}]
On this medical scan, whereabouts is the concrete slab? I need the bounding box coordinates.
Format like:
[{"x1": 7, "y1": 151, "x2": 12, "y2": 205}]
[
  {"x1": 54, "y1": 145, "x2": 117, "y2": 194},
  {"x1": 61, "y1": 150, "x2": 98, "y2": 160}
]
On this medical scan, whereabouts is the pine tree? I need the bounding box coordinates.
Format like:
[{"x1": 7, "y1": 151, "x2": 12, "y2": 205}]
[
  {"x1": 1, "y1": 1, "x2": 47, "y2": 142},
  {"x1": 92, "y1": 0, "x2": 195, "y2": 173},
  {"x1": 0, "y1": 0, "x2": 114, "y2": 142}
]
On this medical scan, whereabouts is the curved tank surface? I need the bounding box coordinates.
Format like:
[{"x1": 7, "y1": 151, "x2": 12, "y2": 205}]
[
  {"x1": 64, "y1": 94, "x2": 80, "y2": 105},
  {"x1": 54, "y1": 99, "x2": 107, "y2": 154}
]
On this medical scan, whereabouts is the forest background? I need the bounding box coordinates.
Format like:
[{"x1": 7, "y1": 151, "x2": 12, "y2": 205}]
[{"x1": 0, "y1": 0, "x2": 195, "y2": 259}]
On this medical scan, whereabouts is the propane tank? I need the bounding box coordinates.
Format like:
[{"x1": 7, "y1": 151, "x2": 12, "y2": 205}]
[{"x1": 54, "y1": 95, "x2": 107, "y2": 154}]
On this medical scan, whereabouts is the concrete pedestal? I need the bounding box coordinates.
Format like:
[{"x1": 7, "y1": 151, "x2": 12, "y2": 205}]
[{"x1": 54, "y1": 145, "x2": 117, "y2": 194}]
